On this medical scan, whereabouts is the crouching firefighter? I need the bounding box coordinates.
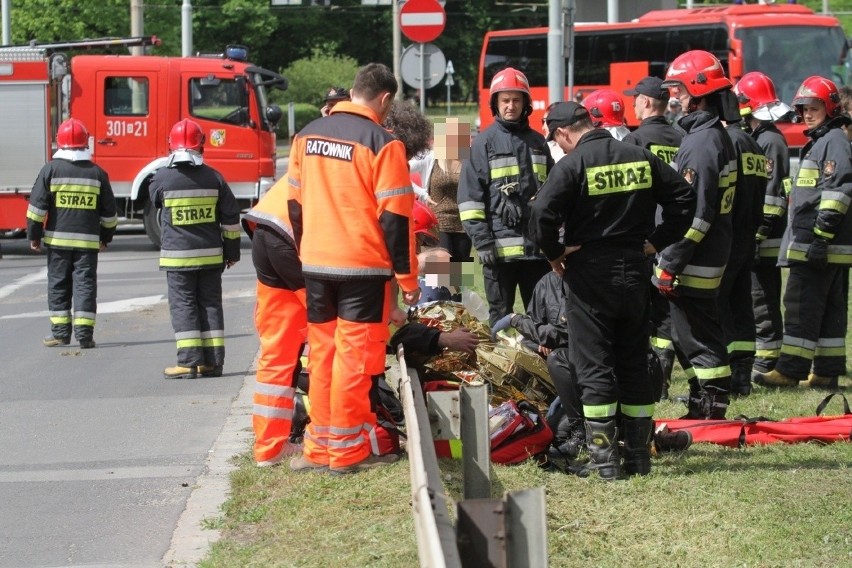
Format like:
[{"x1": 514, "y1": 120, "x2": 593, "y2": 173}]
[{"x1": 149, "y1": 119, "x2": 241, "y2": 379}]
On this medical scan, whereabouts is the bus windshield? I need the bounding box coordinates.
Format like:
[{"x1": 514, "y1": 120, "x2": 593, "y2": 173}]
[{"x1": 739, "y1": 25, "x2": 848, "y2": 105}]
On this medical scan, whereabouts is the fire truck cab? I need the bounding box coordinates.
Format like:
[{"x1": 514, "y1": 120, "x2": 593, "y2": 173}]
[{"x1": 0, "y1": 39, "x2": 286, "y2": 247}]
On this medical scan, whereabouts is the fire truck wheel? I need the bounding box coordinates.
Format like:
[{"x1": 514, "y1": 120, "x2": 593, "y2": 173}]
[{"x1": 143, "y1": 200, "x2": 163, "y2": 249}]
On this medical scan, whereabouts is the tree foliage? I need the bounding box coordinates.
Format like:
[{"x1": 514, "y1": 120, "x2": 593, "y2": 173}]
[{"x1": 277, "y1": 49, "x2": 360, "y2": 108}]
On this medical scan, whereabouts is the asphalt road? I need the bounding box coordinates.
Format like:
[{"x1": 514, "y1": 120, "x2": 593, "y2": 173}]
[{"x1": 0, "y1": 228, "x2": 259, "y2": 567}]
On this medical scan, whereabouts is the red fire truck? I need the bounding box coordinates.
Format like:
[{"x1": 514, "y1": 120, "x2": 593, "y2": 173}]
[
  {"x1": 0, "y1": 37, "x2": 286, "y2": 246},
  {"x1": 479, "y1": 3, "x2": 849, "y2": 151}
]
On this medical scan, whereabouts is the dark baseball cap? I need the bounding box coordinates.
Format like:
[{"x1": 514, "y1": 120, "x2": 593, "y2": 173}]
[
  {"x1": 624, "y1": 76, "x2": 669, "y2": 101},
  {"x1": 544, "y1": 101, "x2": 590, "y2": 141},
  {"x1": 324, "y1": 87, "x2": 349, "y2": 103}
]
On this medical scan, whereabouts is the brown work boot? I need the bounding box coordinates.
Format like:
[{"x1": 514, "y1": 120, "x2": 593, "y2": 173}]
[
  {"x1": 163, "y1": 365, "x2": 198, "y2": 380},
  {"x1": 329, "y1": 453, "x2": 400, "y2": 475},
  {"x1": 257, "y1": 442, "x2": 304, "y2": 468},
  {"x1": 43, "y1": 335, "x2": 70, "y2": 347},
  {"x1": 198, "y1": 365, "x2": 223, "y2": 377},
  {"x1": 289, "y1": 454, "x2": 329, "y2": 473},
  {"x1": 653, "y1": 424, "x2": 692, "y2": 453},
  {"x1": 752, "y1": 369, "x2": 799, "y2": 388},
  {"x1": 807, "y1": 373, "x2": 839, "y2": 390}
]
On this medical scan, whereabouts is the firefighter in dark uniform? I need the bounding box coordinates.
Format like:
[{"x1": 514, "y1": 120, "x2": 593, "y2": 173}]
[
  {"x1": 149, "y1": 119, "x2": 241, "y2": 380},
  {"x1": 733, "y1": 72, "x2": 793, "y2": 383},
  {"x1": 529, "y1": 101, "x2": 695, "y2": 480},
  {"x1": 655, "y1": 50, "x2": 739, "y2": 419},
  {"x1": 27, "y1": 118, "x2": 117, "y2": 349},
  {"x1": 623, "y1": 76, "x2": 683, "y2": 400},
  {"x1": 722, "y1": 117, "x2": 768, "y2": 397},
  {"x1": 754, "y1": 76, "x2": 852, "y2": 390},
  {"x1": 457, "y1": 67, "x2": 553, "y2": 326}
]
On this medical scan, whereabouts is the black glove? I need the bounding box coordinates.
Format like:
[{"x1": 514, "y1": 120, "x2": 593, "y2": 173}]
[
  {"x1": 477, "y1": 243, "x2": 498, "y2": 266},
  {"x1": 807, "y1": 237, "x2": 829, "y2": 270},
  {"x1": 500, "y1": 197, "x2": 522, "y2": 227},
  {"x1": 754, "y1": 239, "x2": 762, "y2": 264}
]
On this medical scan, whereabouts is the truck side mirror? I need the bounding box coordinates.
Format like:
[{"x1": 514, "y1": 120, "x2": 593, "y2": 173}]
[{"x1": 266, "y1": 104, "x2": 282, "y2": 125}]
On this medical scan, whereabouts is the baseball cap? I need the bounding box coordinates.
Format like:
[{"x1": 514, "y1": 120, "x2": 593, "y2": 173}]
[
  {"x1": 324, "y1": 87, "x2": 349, "y2": 103},
  {"x1": 624, "y1": 76, "x2": 669, "y2": 101},
  {"x1": 544, "y1": 101, "x2": 590, "y2": 141}
]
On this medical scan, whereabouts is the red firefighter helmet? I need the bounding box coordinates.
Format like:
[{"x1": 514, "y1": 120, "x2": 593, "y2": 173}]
[
  {"x1": 489, "y1": 67, "x2": 532, "y2": 116},
  {"x1": 56, "y1": 118, "x2": 89, "y2": 149},
  {"x1": 792, "y1": 76, "x2": 842, "y2": 117},
  {"x1": 168, "y1": 119, "x2": 206, "y2": 152},
  {"x1": 662, "y1": 50, "x2": 732, "y2": 98},
  {"x1": 734, "y1": 72, "x2": 793, "y2": 121},
  {"x1": 582, "y1": 89, "x2": 626, "y2": 127},
  {"x1": 412, "y1": 201, "x2": 438, "y2": 240}
]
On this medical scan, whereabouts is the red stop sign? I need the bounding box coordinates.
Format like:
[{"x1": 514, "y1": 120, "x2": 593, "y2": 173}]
[{"x1": 400, "y1": 0, "x2": 446, "y2": 44}]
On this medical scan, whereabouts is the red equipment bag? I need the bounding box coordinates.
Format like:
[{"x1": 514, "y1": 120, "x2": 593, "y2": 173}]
[
  {"x1": 489, "y1": 400, "x2": 554, "y2": 464},
  {"x1": 658, "y1": 393, "x2": 852, "y2": 448}
]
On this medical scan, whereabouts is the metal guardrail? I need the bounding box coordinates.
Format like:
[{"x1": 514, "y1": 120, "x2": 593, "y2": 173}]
[{"x1": 394, "y1": 345, "x2": 549, "y2": 568}]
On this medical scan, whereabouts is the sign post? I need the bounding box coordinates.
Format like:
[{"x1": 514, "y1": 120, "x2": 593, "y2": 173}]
[
  {"x1": 399, "y1": 0, "x2": 446, "y2": 113},
  {"x1": 445, "y1": 60, "x2": 454, "y2": 116}
]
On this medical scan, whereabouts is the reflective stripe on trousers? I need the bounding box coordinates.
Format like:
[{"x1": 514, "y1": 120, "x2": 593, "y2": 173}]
[{"x1": 253, "y1": 281, "x2": 307, "y2": 464}]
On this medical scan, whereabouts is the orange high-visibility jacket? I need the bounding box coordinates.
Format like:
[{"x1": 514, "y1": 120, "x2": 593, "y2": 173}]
[
  {"x1": 242, "y1": 177, "x2": 296, "y2": 248},
  {"x1": 287, "y1": 101, "x2": 418, "y2": 293}
]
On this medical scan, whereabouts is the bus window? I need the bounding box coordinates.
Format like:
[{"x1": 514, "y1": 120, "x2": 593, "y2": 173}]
[
  {"x1": 738, "y1": 25, "x2": 848, "y2": 105},
  {"x1": 483, "y1": 35, "x2": 547, "y2": 89}
]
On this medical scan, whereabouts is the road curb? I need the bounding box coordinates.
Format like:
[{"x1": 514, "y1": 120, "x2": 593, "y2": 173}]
[{"x1": 162, "y1": 355, "x2": 257, "y2": 567}]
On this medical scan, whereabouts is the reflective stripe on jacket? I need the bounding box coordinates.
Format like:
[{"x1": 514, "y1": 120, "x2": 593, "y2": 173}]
[
  {"x1": 286, "y1": 101, "x2": 418, "y2": 292},
  {"x1": 655, "y1": 110, "x2": 737, "y2": 297},
  {"x1": 779, "y1": 120, "x2": 852, "y2": 266},
  {"x1": 457, "y1": 116, "x2": 553, "y2": 262},
  {"x1": 150, "y1": 162, "x2": 241, "y2": 271},
  {"x1": 26, "y1": 159, "x2": 117, "y2": 250}
]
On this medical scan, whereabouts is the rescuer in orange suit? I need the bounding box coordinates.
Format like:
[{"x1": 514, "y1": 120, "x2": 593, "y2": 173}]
[
  {"x1": 242, "y1": 177, "x2": 307, "y2": 467},
  {"x1": 287, "y1": 63, "x2": 420, "y2": 475}
]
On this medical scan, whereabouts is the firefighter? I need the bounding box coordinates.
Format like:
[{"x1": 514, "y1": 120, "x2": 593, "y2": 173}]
[
  {"x1": 287, "y1": 63, "x2": 420, "y2": 475},
  {"x1": 733, "y1": 72, "x2": 793, "y2": 388},
  {"x1": 457, "y1": 67, "x2": 553, "y2": 326},
  {"x1": 528, "y1": 101, "x2": 695, "y2": 480},
  {"x1": 149, "y1": 119, "x2": 241, "y2": 380},
  {"x1": 582, "y1": 89, "x2": 631, "y2": 141},
  {"x1": 754, "y1": 77, "x2": 852, "y2": 390},
  {"x1": 654, "y1": 50, "x2": 740, "y2": 419},
  {"x1": 622, "y1": 76, "x2": 683, "y2": 400},
  {"x1": 27, "y1": 118, "x2": 117, "y2": 349},
  {"x1": 242, "y1": 178, "x2": 307, "y2": 467},
  {"x1": 721, "y1": 108, "x2": 769, "y2": 397}
]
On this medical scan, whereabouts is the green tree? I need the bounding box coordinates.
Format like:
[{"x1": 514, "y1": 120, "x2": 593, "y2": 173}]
[{"x1": 278, "y1": 49, "x2": 360, "y2": 107}]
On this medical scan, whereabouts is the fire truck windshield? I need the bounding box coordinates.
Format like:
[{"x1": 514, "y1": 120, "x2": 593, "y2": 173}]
[{"x1": 739, "y1": 25, "x2": 849, "y2": 106}]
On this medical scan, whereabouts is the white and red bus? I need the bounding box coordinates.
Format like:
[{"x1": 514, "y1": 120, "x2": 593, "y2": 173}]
[{"x1": 478, "y1": 3, "x2": 849, "y2": 149}]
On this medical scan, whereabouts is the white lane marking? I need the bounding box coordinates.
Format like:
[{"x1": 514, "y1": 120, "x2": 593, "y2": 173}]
[
  {"x1": 0, "y1": 267, "x2": 48, "y2": 300},
  {"x1": 0, "y1": 294, "x2": 165, "y2": 319}
]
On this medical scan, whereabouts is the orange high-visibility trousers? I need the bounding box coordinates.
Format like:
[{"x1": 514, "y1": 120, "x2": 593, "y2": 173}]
[
  {"x1": 303, "y1": 280, "x2": 391, "y2": 468},
  {"x1": 252, "y1": 281, "x2": 307, "y2": 465}
]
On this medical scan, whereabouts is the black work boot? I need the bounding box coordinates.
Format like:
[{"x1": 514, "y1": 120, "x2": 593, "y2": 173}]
[
  {"x1": 699, "y1": 385, "x2": 730, "y2": 419},
  {"x1": 583, "y1": 419, "x2": 621, "y2": 480},
  {"x1": 680, "y1": 378, "x2": 703, "y2": 419},
  {"x1": 652, "y1": 347, "x2": 674, "y2": 401},
  {"x1": 549, "y1": 417, "x2": 586, "y2": 461},
  {"x1": 730, "y1": 361, "x2": 753, "y2": 398},
  {"x1": 622, "y1": 417, "x2": 654, "y2": 477}
]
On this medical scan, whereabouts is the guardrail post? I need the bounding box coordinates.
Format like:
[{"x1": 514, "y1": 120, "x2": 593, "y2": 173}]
[{"x1": 460, "y1": 383, "x2": 490, "y2": 499}]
